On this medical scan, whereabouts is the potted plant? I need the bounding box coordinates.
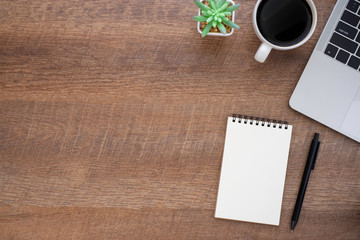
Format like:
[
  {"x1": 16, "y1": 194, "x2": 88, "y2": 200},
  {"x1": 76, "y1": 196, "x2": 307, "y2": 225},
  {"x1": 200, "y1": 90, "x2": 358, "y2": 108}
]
[{"x1": 193, "y1": 0, "x2": 240, "y2": 37}]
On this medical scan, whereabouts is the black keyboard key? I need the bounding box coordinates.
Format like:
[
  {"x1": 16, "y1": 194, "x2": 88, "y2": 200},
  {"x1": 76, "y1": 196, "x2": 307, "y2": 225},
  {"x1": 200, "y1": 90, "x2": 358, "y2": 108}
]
[
  {"x1": 341, "y1": 10, "x2": 360, "y2": 27},
  {"x1": 346, "y1": 0, "x2": 360, "y2": 13},
  {"x1": 336, "y1": 21, "x2": 358, "y2": 39},
  {"x1": 330, "y1": 32, "x2": 358, "y2": 53},
  {"x1": 356, "y1": 33, "x2": 360, "y2": 43},
  {"x1": 347, "y1": 56, "x2": 360, "y2": 69},
  {"x1": 356, "y1": 48, "x2": 360, "y2": 57},
  {"x1": 325, "y1": 44, "x2": 339, "y2": 58},
  {"x1": 336, "y1": 50, "x2": 350, "y2": 63}
]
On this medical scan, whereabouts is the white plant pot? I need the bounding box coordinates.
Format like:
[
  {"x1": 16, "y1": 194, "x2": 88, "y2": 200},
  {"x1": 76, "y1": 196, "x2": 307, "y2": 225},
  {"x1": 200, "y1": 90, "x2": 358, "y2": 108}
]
[{"x1": 197, "y1": 0, "x2": 236, "y2": 37}]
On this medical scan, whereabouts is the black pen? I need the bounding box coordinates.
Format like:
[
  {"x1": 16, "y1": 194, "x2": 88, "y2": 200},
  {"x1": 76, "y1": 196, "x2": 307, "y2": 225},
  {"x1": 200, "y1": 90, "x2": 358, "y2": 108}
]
[{"x1": 291, "y1": 133, "x2": 320, "y2": 231}]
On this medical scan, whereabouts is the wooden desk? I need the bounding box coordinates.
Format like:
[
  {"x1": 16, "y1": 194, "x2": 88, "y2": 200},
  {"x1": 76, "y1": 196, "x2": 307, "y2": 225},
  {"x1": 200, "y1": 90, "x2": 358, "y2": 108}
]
[{"x1": 1, "y1": 0, "x2": 359, "y2": 239}]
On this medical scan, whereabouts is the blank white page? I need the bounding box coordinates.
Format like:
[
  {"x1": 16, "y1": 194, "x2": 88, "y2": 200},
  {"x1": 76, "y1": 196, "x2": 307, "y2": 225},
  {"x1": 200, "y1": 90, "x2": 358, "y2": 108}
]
[{"x1": 215, "y1": 117, "x2": 293, "y2": 226}]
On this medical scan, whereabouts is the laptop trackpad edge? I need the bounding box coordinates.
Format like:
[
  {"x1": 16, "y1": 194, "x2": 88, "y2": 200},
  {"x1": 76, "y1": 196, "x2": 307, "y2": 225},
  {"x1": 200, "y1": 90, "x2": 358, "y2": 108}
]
[{"x1": 341, "y1": 90, "x2": 360, "y2": 139}]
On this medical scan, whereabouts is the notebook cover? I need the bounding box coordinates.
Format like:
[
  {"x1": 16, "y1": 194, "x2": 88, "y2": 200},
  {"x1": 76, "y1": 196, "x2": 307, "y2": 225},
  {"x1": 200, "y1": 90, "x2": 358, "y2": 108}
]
[{"x1": 215, "y1": 116, "x2": 292, "y2": 226}]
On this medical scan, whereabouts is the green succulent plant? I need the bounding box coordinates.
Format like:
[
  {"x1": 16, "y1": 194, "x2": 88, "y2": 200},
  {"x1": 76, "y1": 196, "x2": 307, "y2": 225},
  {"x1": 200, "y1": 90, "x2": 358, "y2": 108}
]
[{"x1": 193, "y1": 0, "x2": 240, "y2": 37}]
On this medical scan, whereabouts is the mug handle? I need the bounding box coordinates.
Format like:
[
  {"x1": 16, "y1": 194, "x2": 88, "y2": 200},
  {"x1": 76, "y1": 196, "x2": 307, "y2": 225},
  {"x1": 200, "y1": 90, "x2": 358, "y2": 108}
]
[{"x1": 255, "y1": 42, "x2": 272, "y2": 63}]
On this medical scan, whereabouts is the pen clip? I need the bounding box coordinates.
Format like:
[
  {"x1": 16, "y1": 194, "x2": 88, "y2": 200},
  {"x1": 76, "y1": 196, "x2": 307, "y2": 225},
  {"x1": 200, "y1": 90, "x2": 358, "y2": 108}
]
[{"x1": 311, "y1": 141, "x2": 320, "y2": 170}]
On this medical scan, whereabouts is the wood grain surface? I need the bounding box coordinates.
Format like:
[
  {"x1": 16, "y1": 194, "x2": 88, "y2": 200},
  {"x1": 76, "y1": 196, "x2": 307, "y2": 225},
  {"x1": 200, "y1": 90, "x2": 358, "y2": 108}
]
[{"x1": 1, "y1": 0, "x2": 359, "y2": 239}]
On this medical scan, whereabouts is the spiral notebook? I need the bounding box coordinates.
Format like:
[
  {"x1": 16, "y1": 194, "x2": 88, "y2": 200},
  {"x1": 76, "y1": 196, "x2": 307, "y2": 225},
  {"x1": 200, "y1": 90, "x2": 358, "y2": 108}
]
[{"x1": 215, "y1": 114, "x2": 293, "y2": 226}]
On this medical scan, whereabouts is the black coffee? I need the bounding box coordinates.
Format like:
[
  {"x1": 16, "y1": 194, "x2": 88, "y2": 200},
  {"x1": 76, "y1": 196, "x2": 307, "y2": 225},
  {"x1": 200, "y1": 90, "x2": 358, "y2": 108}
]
[{"x1": 256, "y1": 0, "x2": 313, "y2": 46}]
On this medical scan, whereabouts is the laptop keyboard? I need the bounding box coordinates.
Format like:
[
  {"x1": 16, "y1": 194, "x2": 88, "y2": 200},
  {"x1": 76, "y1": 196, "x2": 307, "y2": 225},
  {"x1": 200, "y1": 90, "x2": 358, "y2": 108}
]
[{"x1": 325, "y1": 0, "x2": 360, "y2": 71}]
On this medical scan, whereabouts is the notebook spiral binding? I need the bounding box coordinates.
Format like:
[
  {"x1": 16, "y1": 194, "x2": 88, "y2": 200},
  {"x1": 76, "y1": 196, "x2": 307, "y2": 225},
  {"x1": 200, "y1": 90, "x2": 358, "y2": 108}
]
[{"x1": 232, "y1": 114, "x2": 289, "y2": 129}]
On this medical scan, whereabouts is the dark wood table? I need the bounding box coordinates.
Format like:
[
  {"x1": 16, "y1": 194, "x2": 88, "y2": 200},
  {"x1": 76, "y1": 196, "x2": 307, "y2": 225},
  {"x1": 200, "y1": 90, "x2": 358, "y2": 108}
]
[{"x1": 1, "y1": 0, "x2": 359, "y2": 239}]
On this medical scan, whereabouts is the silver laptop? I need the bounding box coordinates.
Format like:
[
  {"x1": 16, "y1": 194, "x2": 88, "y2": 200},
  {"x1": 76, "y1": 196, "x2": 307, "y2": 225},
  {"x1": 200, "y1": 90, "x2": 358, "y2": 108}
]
[{"x1": 290, "y1": 0, "x2": 360, "y2": 143}]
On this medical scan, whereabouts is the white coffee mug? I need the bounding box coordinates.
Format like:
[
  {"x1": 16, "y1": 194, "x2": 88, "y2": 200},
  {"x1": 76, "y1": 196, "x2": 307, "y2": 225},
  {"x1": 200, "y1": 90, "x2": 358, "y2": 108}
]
[{"x1": 253, "y1": 0, "x2": 317, "y2": 63}]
